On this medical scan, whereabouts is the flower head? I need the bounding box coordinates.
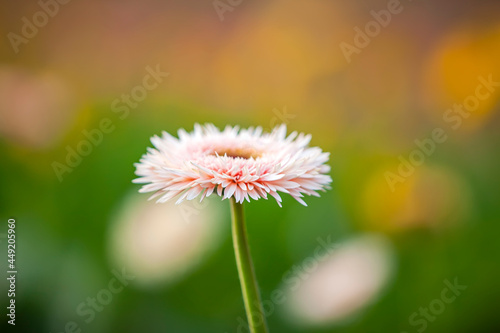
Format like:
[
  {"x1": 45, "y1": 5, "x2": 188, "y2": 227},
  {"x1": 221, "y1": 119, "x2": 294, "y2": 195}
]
[{"x1": 133, "y1": 124, "x2": 331, "y2": 207}]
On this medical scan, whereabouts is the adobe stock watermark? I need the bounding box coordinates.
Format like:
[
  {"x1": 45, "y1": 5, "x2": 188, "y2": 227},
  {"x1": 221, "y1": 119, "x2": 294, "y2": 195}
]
[
  {"x1": 385, "y1": 74, "x2": 499, "y2": 192},
  {"x1": 213, "y1": 0, "x2": 243, "y2": 21},
  {"x1": 233, "y1": 235, "x2": 338, "y2": 333},
  {"x1": 50, "y1": 267, "x2": 135, "y2": 333},
  {"x1": 51, "y1": 64, "x2": 169, "y2": 182},
  {"x1": 401, "y1": 277, "x2": 466, "y2": 333},
  {"x1": 263, "y1": 106, "x2": 296, "y2": 133},
  {"x1": 7, "y1": 0, "x2": 73, "y2": 54},
  {"x1": 177, "y1": 199, "x2": 209, "y2": 224},
  {"x1": 340, "y1": 0, "x2": 409, "y2": 63}
]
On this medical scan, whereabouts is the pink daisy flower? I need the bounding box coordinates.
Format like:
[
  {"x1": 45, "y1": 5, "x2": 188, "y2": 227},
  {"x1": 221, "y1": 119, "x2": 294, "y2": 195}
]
[{"x1": 133, "y1": 124, "x2": 331, "y2": 207}]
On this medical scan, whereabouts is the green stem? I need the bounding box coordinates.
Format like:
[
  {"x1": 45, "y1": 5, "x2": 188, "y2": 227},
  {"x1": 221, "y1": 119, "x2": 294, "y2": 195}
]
[{"x1": 230, "y1": 198, "x2": 269, "y2": 333}]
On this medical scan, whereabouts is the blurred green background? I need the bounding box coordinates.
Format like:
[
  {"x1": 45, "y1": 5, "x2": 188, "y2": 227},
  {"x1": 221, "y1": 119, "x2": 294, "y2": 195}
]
[{"x1": 1, "y1": 0, "x2": 500, "y2": 332}]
